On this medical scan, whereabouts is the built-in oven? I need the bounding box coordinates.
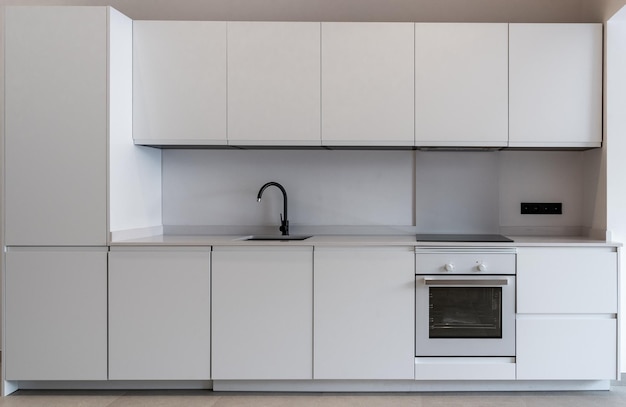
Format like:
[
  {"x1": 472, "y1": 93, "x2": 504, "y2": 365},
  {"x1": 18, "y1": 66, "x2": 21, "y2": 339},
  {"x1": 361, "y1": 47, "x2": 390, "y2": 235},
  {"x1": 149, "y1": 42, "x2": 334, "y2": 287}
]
[{"x1": 415, "y1": 248, "x2": 516, "y2": 357}]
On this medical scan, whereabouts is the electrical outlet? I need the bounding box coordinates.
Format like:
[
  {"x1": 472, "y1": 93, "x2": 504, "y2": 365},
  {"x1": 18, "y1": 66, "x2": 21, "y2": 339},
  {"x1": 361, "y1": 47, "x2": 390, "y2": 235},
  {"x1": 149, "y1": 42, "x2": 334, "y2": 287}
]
[{"x1": 521, "y1": 202, "x2": 562, "y2": 215}]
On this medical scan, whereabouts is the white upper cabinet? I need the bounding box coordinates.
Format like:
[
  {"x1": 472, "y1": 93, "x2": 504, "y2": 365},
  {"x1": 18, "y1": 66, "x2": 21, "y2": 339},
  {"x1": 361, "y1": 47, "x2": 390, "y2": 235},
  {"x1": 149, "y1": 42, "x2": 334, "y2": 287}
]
[
  {"x1": 4, "y1": 6, "x2": 108, "y2": 245},
  {"x1": 228, "y1": 22, "x2": 321, "y2": 145},
  {"x1": 133, "y1": 21, "x2": 227, "y2": 145},
  {"x1": 415, "y1": 23, "x2": 508, "y2": 147},
  {"x1": 509, "y1": 24, "x2": 602, "y2": 147},
  {"x1": 321, "y1": 23, "x2": 414, "y2": 146}
]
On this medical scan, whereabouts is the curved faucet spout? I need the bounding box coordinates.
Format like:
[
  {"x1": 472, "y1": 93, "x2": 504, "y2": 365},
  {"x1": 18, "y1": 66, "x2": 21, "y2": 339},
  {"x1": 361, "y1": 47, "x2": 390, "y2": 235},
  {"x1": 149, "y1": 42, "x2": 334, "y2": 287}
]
[{"x1": 256, "y1": 182, "x2": 289, "y2": 236}]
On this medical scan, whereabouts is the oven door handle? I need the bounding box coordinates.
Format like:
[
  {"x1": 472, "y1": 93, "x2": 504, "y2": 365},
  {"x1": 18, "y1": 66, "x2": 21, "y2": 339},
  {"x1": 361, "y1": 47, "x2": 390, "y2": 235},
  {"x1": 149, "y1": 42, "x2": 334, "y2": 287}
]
[{"x1": 423, "y1": 278, "x2": 509, "y2": 286}]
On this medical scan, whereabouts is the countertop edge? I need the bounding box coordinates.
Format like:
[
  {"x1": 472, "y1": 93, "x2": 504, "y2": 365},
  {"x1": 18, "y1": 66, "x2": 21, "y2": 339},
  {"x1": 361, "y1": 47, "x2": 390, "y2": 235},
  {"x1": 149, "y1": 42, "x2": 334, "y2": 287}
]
[{"x1": 109, "y1": 235, "x2": 622, "y2": 248}]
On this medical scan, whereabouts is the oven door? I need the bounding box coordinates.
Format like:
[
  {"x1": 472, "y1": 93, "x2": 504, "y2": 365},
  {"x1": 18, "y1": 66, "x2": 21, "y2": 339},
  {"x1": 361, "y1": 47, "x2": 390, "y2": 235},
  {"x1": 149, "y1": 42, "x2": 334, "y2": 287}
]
[{"x1": 415, "y1": 275, "x2": 515, "y2": 356}]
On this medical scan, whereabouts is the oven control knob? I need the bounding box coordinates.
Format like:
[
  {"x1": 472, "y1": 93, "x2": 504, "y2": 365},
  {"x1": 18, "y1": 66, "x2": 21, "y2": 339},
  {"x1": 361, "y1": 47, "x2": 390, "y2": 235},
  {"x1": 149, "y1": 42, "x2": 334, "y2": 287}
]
[
  {"x1": 444, "y1": 263, "x2": 455, "y2": 272},
  {"x1": 477, "y1": 263, "x2": 487, "y2": 272}
]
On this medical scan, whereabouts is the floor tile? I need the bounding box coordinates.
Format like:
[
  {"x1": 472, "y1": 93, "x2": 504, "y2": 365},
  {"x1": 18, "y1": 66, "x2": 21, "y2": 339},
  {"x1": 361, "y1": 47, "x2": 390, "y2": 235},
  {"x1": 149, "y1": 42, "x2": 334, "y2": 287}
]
[
  {"x1": 0, "y1": 390, "x2": 124, "y2": 407},
  {"x1": 0, "y1": 387, "x2": 625, "y2": 407},
  {"x1": 106, "y1": 390, "x2": 221, "y2": 407}
]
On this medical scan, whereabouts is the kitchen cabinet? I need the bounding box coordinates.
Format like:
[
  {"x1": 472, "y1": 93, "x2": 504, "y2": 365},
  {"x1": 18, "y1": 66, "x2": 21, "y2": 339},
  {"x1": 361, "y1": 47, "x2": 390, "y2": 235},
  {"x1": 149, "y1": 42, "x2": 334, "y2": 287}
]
[
  {"x1": 517, "y1": 318, "x2": 616, "y2": 380},
  {"x1": 509, "y1": 24, "x2": 602, "y2": 147},
  {"x1": 4, "y1": 6, "x2": 108, "y2": 245},
  {"x1": 227, "y1": 22, "x2": 321, "y2": 145},
  {"x1": 414, "y1": 23, "x2": 508, "y2": 147},
  {"x1": 4, "y1": 248, "x2": 108, "y2": 380},
  {"x1": 321, "y1": 23, "x2": 414, "y2": 146},
  {"x1": 313, "y1": 247, "x2": 415, "y2": 379},
  {"x1": 108, "y1": 248, "x2": 211, "y2": 380},
  {"x1": 517, "y1": 247, "x2": 617, "y2": 314},
  {"x1": 515, "y1": 247, "x2": 618, "y2": 380},
  {"x1": 133, "y1": 21, "x2": 227, "y2": 145},
  {"x1": 212, "y1": 246, "x2": 313, "y2": 379}
]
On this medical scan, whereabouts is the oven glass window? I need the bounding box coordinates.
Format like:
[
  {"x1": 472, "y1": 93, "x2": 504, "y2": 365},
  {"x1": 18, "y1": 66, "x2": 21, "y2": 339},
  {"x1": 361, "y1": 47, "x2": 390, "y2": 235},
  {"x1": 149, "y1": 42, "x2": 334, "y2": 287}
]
[{"x1": 429, "y1": 287, "x2": 502, "y2": 338}]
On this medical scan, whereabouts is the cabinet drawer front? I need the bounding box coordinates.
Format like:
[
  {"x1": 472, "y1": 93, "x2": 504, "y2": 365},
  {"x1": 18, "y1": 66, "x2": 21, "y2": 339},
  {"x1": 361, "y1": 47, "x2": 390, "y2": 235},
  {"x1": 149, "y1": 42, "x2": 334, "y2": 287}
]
[
  {"x1": 517, "y1": 247, "x2": 617, "y2": 314},
  {"x1": 516, "y1": 317, "x2": 617, "y2": 380}
]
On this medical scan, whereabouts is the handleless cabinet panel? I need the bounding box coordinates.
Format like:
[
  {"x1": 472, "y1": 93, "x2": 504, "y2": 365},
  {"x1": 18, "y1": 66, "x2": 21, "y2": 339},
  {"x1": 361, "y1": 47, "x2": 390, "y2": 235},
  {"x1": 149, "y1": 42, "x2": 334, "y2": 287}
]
[
  {"x1": 4, "y1": 7, "x2": 107, "y2": 245},
  {"x1": 212, "y1": 246, "x2": 313, "y2": 379},
  {"x1": 5, "y1": 248, "x2": 108, "y2": 380},
  {"x1": 108, "y1": 248, "x2": 211, "y2": 380},
  {"x1": 321, "y1": 23, "x2": 414, "y2": 146},
  {"x1": 415, "y1": 23, "x2": 508, "y2": 147},
  {"x1": 227, "y1": 22, "x2": 321, "y2": 145},
  {"x1": 509, "y1": 24, "x2": 602, "y2": 147},
  {"x1": 516, "y1": 247, "x2": 617, "y2": 314},
  {"x1": 314, "y1": 247, "x2": 415, "y2": 379},
  {"x1": 133, "y1": 21, "x2": 227, "y2": 145},
  {"x1": 517, "y1": 318, "x2": 617, "y2": 380}
]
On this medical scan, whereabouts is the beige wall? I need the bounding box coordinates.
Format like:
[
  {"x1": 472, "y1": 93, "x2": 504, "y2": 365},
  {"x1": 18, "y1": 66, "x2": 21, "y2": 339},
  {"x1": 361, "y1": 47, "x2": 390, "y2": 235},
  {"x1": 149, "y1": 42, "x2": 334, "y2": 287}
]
[{"x1": 1, "y1": 0, "x2": 625, "y2": 22}]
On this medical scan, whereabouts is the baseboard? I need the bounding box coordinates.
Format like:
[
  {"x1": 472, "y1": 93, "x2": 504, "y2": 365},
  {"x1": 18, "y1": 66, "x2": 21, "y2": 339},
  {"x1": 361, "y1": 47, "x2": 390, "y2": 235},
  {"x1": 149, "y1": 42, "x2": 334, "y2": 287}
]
[{"x1": 611, "y1": 373, "x2": 626, "y2": 386}]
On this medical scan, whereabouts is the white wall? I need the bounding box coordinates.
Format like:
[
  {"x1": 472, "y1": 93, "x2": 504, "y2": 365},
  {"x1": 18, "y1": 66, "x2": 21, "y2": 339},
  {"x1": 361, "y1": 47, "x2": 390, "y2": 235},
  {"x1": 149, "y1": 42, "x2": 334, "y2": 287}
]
[
  {"x1": 108, "y1": 8, "x2": 163, "y2": 237},
  {"x1": 162, "y1": 149, "x2": 591, "y2": 235},
  {"x1": 414, "y1": 151, "x2": 500, "y2": 233},
  {"x1": 162, "y1": 150, "x2": 414, "y2": 231},
  {"x1": 499, "y1": 151, "x2": 586, "y2": 235}
]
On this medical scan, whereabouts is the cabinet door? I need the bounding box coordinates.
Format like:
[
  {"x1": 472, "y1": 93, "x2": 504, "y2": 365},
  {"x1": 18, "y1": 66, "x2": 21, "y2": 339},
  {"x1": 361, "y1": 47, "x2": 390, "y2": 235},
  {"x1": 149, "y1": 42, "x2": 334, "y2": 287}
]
[
  {"x1": 5, "y1": 248, "x2": 108, "y2": 380},
  {"x1": 212, "y1": 246, "x2": 313, "y2": 379},
  {"x1": 314, "y1": 247, "x2": 415, "y2": 379},
  {"x1": 321, "y1": 23, "x2": 414, "y2": 146},
  {"x1": 517, "y1": 318, "x2": 617, "y2": 380},
  {"x1": 108, "y1": 248, "x2": 211, "y2": 380},
  {"x1": 133, "y1": 21, "x2": 227, "y2": 145},
  {"x1": 227, "y1": 22, "x2": 321, "y2": 145},
  {"x1": 415, "y1": 23, "x2": 508, "y2": 147},
  {"x1": 509, "y1": 24, "x2": 602, "y2": 147},
  {"x1": 4, "y1": 7, "x2": 107, "y2": 245},
  {"x1": 517, "y1": 247, "x2": 617, "y2": 314}
]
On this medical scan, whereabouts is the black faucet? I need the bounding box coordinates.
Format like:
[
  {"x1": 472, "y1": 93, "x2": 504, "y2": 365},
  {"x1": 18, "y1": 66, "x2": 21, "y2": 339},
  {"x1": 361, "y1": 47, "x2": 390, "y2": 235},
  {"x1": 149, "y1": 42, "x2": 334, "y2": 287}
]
[{"x1": 257, "y1": 181, "x2": 289, "y2": 236}]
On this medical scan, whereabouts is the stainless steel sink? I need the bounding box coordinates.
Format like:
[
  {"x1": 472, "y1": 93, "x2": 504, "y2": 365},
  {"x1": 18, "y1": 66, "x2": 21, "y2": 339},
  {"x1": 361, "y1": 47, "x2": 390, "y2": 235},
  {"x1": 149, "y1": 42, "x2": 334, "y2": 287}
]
[{"x1": 242, "y1": 235, "x2": 312, "y2": 241}]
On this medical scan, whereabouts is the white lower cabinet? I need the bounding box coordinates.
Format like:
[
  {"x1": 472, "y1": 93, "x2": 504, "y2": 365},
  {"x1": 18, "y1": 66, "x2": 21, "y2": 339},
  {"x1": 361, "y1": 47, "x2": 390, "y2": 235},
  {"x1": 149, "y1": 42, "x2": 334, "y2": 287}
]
[
  {"x1": 313, "y1": 247, "x2": 415, "y2": 379},
  {"x1": 211, "y1": 246, "x2": 313, "y2": 379},
  {"x1": 515, "y1": 247, "x2": 619, "y2": 381},
  {"x1": 108, "y1": 248, "x2": 211, "y2": 380},
  {"x1": 517, "y1": 318, "x2": 617, "y2": 380},
  {"x1": 4, "y1": 248, "x2": 108, "y2": 380}
]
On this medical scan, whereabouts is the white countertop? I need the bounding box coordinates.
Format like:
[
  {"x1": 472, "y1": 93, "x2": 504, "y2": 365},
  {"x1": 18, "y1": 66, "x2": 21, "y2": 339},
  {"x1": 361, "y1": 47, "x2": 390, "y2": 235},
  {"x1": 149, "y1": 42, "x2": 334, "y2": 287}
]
[{"x1": 110, "y1": 234, "x2": 621, "y2": 247}]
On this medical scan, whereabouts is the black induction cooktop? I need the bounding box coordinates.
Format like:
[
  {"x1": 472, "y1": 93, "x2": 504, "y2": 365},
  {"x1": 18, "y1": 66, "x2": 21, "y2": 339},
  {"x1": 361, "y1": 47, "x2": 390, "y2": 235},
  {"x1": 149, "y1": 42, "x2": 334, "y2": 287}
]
[{"x1": 415, "y1": 234, "x2": 514, "y2": 243}]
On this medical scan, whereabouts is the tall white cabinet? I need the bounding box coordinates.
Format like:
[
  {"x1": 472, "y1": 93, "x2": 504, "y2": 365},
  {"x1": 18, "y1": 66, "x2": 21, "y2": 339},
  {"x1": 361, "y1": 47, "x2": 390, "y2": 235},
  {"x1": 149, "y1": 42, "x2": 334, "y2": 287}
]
[
  {"x1": 227, "y1": 22, "x2": 321, "y2": 145},
  {"x1": 3, "y1": 6, "x2": 150, "y2": 390},
  {"x1": 321, "y1": 23, "x2": 414, "y2": 146},
  {"x1": 108, "y1": 248, "x2": 211, "y2": 380},
  {"x1": 509, "y1": 24, "x2": 603, "y2": 147},
  {"x1": 4, "y1": 6, "x2": 108, "y2": 246},
  {"x1": 133, "y1": 21, "x2": 227, "y2": 145},
  {"x1": 415, "y1": 23, "x2": 508, "y2": 147}
]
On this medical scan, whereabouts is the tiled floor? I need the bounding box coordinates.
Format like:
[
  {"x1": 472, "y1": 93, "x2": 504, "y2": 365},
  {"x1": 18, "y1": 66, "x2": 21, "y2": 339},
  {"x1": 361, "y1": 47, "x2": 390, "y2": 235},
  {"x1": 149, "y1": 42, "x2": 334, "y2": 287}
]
[{"x1": 0, "y1": 387, "x2": 625, "y2": 407}]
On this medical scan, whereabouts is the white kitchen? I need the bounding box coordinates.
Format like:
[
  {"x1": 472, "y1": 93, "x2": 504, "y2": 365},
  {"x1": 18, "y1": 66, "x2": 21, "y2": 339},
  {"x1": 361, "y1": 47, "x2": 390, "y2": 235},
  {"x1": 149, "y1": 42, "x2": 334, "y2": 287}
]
[{"x1": 1, "y1": 0, "x2": 626, "y2": 404}]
